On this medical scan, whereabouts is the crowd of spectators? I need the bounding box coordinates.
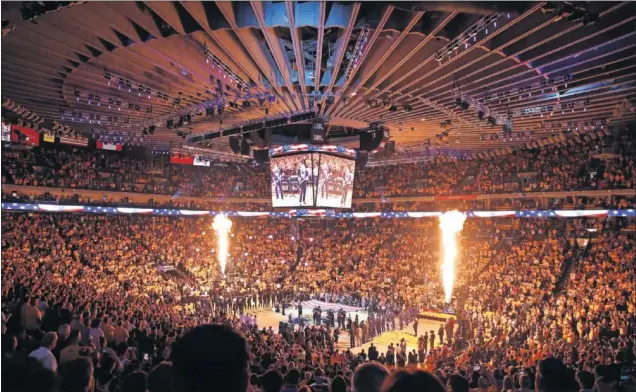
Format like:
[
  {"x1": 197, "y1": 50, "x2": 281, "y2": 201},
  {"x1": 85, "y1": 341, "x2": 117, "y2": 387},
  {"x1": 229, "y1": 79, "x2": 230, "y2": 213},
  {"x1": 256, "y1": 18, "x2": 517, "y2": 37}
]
[
  {"x1": 2, "y1": 134, "x2": 634, "y2": 204},
  {"x1": 2, "y1": 211, "x2": 634, "y2": 392}
]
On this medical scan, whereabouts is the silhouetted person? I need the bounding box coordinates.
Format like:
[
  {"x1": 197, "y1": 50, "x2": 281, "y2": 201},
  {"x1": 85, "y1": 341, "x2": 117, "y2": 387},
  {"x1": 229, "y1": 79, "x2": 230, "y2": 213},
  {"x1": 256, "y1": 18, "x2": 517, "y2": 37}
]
[{"x1": 171, "y1": 324, "x2": 250, "y2": 392}]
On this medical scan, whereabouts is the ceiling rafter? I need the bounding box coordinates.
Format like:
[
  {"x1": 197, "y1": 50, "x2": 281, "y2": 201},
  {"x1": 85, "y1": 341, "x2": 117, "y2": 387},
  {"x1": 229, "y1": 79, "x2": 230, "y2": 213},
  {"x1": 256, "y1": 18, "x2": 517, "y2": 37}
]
[
  {"x1": 250, "y1": 1, "x2": 303, "y2": 111},
  {"x1": 318, "y1": 2, "x2": 362, "y2": 115},
  {"x1": 213, "y1": 1, "x2": 296, "y2": 114},
  {"x1": 334, "y1": 11, "x2": 459, "y2": 119},
  {"x1": 2, "y1": 1, "x2": 635, "y2": 152},
  {"x1": 324, "y1": 4, "x2": 395, "y2": 113},
  {"x1": 327, "y1": 10, "x2": 424, "y2": 117},
  {"x1": 348, "y1": 3, "x2": 547, "y2": 123},
  {"x1": 178, "y1": 1, "x2": 263, "y2": 88},
  {"x1": 285, "y1": 1, "x2": 309, "y2": 109},
  {"x1": 314, "y1": 1, "x2": 326, "y2": 92}
]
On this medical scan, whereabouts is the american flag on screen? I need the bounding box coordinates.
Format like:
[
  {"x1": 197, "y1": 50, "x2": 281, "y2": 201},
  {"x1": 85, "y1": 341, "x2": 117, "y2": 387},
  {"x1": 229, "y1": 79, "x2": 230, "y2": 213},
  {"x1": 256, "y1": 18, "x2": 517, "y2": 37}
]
[
  {"x1": 290, "y1": 209, "x2": 331, "y2": 217},
  {"x1": 36, "y1": 204, "x2": 85, "y2": 213},
  {"x1": 554, "y1": 210, "x2": 609, "y2": 218},
  {"x1": 515, "y1": 210, "x2": 557, "y2": 217},
  {"x1": 609, "y1": 209, "x2": 634, "y2": 217}
]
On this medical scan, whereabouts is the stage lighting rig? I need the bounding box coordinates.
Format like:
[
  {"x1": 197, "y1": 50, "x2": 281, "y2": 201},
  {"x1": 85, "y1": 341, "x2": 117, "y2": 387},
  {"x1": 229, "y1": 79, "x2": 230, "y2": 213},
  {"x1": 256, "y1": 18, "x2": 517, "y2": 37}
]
[
  {"x1": 434, "y1": 13, "x2": 504, "y2": 64},
  {"x1": 203, "y1": 43, "x2": 251, "y2": 90},
  {"x1": 343, "y1": 24, "x2": 370, "y2": 83}
]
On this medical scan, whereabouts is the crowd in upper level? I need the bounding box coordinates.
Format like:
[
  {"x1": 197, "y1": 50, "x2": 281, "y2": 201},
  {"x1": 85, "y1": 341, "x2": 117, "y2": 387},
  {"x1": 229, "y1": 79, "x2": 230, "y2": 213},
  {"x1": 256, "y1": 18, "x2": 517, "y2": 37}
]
[{"x1": 2, "y1": 134, "x2": 634, "y2": 206}]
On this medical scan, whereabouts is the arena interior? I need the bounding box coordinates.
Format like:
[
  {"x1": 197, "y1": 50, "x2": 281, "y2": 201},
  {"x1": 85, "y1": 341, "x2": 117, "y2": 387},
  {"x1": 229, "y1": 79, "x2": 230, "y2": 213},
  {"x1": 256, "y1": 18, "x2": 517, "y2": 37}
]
[{"x1": 1, "y1": 1, "x2": 636, "y2": 392}]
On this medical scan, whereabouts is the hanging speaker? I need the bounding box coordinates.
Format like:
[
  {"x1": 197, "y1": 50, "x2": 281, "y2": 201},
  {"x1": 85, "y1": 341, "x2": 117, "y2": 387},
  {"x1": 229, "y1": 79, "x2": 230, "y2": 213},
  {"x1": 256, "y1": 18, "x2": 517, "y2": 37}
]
[
  {"x1": 355, "y1": 150, "x2": 368, "y2": 169},
  {"x1": 360, "y1": 127, "x2": 389, "y2": 152},
  {"x1": 311, "y1": 118, "x2": 326, "y2": 145},
  {"x1": 240, "y1": 138, "x2": 250, "y2": 156},
  {"x1": 229, "y1": 136, "x2": 241, "y2": 154},
  {"x1": 250, "y1": 129, "x2": 272, "y2": 149},
  {"x1": 253, "y1": 149, "x2": 270, "y2": 164}
]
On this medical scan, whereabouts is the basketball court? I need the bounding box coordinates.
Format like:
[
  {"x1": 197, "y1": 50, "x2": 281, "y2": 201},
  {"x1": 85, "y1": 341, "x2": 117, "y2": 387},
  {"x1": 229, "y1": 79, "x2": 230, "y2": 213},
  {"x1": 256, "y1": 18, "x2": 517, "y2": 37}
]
[{"x1": 252, "y1": 300, "x2": 449, "y2": 354}]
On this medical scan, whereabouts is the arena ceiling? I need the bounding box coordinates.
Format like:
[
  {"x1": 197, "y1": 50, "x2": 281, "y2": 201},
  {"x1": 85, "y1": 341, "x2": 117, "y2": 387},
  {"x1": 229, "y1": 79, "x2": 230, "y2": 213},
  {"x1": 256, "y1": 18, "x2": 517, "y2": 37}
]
[{"x1": 2, "y1": 1, "x2": 635, "y2": 157}]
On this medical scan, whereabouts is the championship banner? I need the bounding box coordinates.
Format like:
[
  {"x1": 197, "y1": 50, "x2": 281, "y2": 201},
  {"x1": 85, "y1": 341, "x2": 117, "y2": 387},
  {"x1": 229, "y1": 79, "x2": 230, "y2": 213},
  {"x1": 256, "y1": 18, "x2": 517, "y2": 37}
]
[
  {"x1": 43, "y1": 134, "x2": 56, "y2": 143},
  {"x1": 1, "y1": 122, "x2": 11, "y2": 142},
  {"x1": 193, "y1": 155, "x2": 211, "y2": 167},
  {"x1": 11, "y1": 124, "x2": 40, "y2": 146},
  {"x1": 96, "y1": 141, "x2": 123, "y2": 151},
  {"x1": 170, "y1": 153, "x2": 194, "y2": 165},
  {"x1": 60, "y1": 136, "x2": 88, "y2": 147}
]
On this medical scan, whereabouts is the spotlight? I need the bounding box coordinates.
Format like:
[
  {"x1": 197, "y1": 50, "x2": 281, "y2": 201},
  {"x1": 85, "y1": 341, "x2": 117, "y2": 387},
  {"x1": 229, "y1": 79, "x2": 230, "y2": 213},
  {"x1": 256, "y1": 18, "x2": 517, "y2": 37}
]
[
  {"x1": 403, "y1": 104, "x2": 412, "y2": 112},
  {"x1": 242, "y1": 100, "x2": 251, "y2": 108},
  {"x1": 478, "y1": 110, "x2": 485, "y2": 121},
  {"x1": 487, "y1": 116, "x2": 497, "y2": 126},
  {"x1": 184, "y1": 114, "x2": 192, "y2": 124},
  {"x1": 166, "y1": 119, "x2": 174, "y2": 129},
  {"x1": 148, "y1": 125, "x2": 156, "y2": 135},
  {"x1": 388, "y1": 104, "x2": 398, "y2": 112}
]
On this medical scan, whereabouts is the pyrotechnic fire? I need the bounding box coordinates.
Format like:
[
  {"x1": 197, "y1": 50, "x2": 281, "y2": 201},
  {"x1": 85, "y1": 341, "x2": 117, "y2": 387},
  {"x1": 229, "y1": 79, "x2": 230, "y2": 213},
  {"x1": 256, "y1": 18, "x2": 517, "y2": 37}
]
[
  {"x1": 438, "y1": 210, "x2": 466, "y2": 303},
  {"x1": 212, "y1": 215, "x2": 232, "y2": 276}
]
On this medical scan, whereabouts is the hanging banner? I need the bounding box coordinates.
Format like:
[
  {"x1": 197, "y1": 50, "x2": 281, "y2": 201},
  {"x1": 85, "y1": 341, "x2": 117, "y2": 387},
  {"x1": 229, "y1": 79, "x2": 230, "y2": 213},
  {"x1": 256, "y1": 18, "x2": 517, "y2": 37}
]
[
  {"x1": 11, "y1": 125, "x2": 40, "y2": 146},
  {"x1": 193, "y1": 155, "x2": 211, "y2": 167},
  {"x1": 60, "y1": 136, "x2": 88, "y2": 147},
  {"x1": 170, "y1": 153, "x2": 194, "y2": 165},
  {"x1": 96, "y1": 141, "x2": 123, "y2": 151},
  {"x1": 1, "y1": 122, "x2": 11, "y2": 142}
]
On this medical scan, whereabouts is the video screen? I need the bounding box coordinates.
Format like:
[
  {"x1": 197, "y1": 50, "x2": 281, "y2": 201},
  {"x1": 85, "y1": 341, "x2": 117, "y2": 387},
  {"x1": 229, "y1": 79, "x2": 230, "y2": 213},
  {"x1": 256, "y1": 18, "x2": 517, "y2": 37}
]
[
  {"x1": 271, "y1": 153, "x2": 316, "y2": 208},
  {"x1": 270, "y1": 152, "x2": 355, "y2": 209},
  {"x1": 315, "y1": 154, "x2": 355, "y2": 209}
]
